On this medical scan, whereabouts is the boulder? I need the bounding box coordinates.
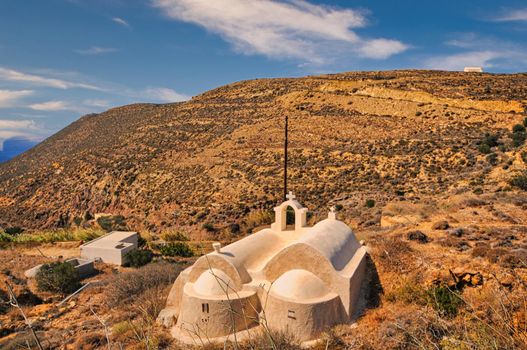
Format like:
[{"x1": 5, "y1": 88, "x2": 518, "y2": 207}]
[
  {"x1": 24, "y1": 264, "x2": 43, "y2": 278},
  {"x1": 451, "y1": 269, "x2": 483, "y2": 287},
  {"x1": 447, "y1": 228, "x2": 464, "y2": 237},
  {"x1": 406, "y1": 230, "x2": 430, "y2": 243},
  {"x1": 432, "y1": 220, "x2": 450, "y2": 230},
  {"x1": 157, "y1": 307, "x2": 177, "y2": 328}
]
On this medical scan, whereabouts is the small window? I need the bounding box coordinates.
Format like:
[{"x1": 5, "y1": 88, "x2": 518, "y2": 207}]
[
  {"x1": 202, "y1": 303, "x2": 209, "y2": 313},
  {"x1": 287, "y1": 310, "x2": 296, "y2": 320}
]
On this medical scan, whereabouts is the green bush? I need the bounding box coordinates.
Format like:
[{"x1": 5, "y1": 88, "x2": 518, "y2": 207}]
[
  {"x1": 84, "y1": 211, "x2": 94, "y2": 221},
  {"x1": 427, "y1": 285, "x2": 463, "y2": 317},
  {"x1": 159, "y1": 242, "x2": 194, "y2": 257},
  {"x1": 512, "y1": 124, "x2": 526, "y2": 133},
  {"x1": 73, "y1": 216, "x2": 82, "y2": 227},
  {"x1": 137, "y1": 234, "x2": 147, "y2": 247},
  {"x1": 97, "y1": 215, "x2": 127, "y2": 232},
  {"x1": 365, "y1": 199, "x2": 376, "y2": 208},
  {"x1": 478, "y1": 143, "x2": 491, "y2": 154},
  {"x1": 521, "y1": 151, "x2": 527, "y2": 164},
  {"x1": 509, "y1": 172, "x2": 527, "y2": 191},
  {"x1": 124, "y1": 249, "x2": 153, "y2": 268},
  {"x1": 524, "y1": 117, "x2": 527, "y2": 126},
  {"x1": 0, "y1": 231, "x2": 13, "y2": 242},
  {"x1": 477, "y1": 134, "x2": 500, "y2": 154},
  {"x1": 202, "y1": 223, "x2": 215, "y2": 232},
  {"x1": 4, "y1": 226, "x2": 23, "y2": 235},
  {"x1": 512, "y1": 131, "x2": 526, "y2": 147},
  {"x1": 229, "y1": 223, "x2": 241, "y2": 234},
  {"x1": 486, "y1": 153, "x2": 498, "y2": 165},
  {"x1": 36, "y1": 262, "x2": 81, "y2": 295},
  {"x1": 483, "y1": 134, "x2": 499, "y2": 147},
  {"x1": 161, "y1": 231, "x2": 189, "y2": 242}
]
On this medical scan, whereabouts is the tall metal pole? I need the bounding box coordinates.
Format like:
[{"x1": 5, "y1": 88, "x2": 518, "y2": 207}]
[{"x1": 283, "y1": 115, "x2": 288, "y2": 201}]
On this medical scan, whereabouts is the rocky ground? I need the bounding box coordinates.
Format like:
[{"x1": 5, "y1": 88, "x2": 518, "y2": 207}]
[{"x1": 1, "y1": 189, "x2": 526, "y2": 349}]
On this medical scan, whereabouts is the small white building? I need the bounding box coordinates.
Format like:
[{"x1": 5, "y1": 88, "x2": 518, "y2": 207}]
[
  {"x1": 80, "y1": 231, "x2": 138, "y2": 265},
  {"x1": 464, "y1": 66, "x2": 483, "y2": 73}
]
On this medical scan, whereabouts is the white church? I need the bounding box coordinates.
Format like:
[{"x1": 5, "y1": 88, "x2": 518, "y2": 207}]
[{"x1": 158, "y1": 192, "x2": 369, "y2": 344}]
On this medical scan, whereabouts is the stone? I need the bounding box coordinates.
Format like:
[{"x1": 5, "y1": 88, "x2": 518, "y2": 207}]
[
  {"x1": 451, "y1": 269, "x2": 483, "y2": 287},
  {"x1": 447, "y1": 228, "x2": 464, "y2": 237},
  {"x1": 406, "y1": 230, "x2": 430, "y2": 243},
  {"x1": 499, "y1": 274, "x2": 515, "y2": 288},
  {"x1": 432, "y1": 220, "x2": 450, "y2": 230},
  {"x1": 24, "y1": 264, "x2": 43, "y2": 278},
  {"x1": 470, "y1": 273, "x2": 483, "y2": 286},
  {"x1": 157, "y1": 308, "x2": 177, "y2": 328}
]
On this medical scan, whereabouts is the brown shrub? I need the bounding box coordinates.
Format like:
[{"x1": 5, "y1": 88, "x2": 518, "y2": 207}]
[
  {"x1": 371, "y1": 235, "x2": 414, "y2": 273},
  {"x1": 242, "y1": 209, "x2": 274, "y2": 233},
  {"x1": 472, "y1": 246, "x2": 509, "y2": 264},
  {"x1": 72, "y1": 332, "x2": 107, "y2": 350},
  {"x1": 236, "y1": 329, "x2": 302, "y2": 350},
  {"x1": 385, "y1": 276, "x2": 427, "y2": 305},
  {"x1": 104, "y1": 262, "x2": 182, "y2": 307},
  {"x1": 500, "y1": 252, "x2": 527, "y2": 268}
]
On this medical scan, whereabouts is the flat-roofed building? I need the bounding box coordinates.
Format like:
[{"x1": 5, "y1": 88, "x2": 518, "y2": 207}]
[
  {"x1": 464, "y1": 66, "x2": 484, "y2": 73},
  {"x1": 80, "y1": 231, "x2": 138, "y2": 265}
]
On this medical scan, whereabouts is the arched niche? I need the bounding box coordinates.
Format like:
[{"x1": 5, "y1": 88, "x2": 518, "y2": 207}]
[{"x1": 271, "y1": 192, "x2": 308, "y2": 232}]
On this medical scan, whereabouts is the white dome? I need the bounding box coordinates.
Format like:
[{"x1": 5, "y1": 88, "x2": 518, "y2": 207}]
[
  {"x1": 193, "y1": 269, "x2": 238, "y2": 296},
  {"x1": 271, "y1": 269, "x2": 329, "y2": 300}
]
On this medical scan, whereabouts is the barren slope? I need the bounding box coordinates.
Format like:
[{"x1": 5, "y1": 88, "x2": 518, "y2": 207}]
[{"x1": 0, "y1": 70, "x2": 526, "y2": 231}]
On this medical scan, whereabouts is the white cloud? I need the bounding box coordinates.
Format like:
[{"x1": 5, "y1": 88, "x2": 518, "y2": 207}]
[
  {"x1": 0, "y1": 90, "x2": 33, "y2": 108},
  {"x1": 0, "y1": 119, "x2": 37, "y2": 130},
  {"x1": 0, "y1": 119, "x2": 40, "y2": 150},
  {"x1": 29, "y1": 100, "x2": 85, "y2": 112},
  {"x1": 75, "y1": 46, "x2": 119, "y2": 55},
  {"x1": 0, "y1": 67, "x2": 102, "y2": 90},
  {"x1": 493, "y1": 8, "x2": 527, "y2": 22},
  {"x1": 152, "y1": 0, "x2": 408, "y2": 63},
  {"x1": 113, "y1": 17, "x2": 130, "y2": 27},
  {"x1": 358, "y1": 39, "x2": 408, "y2": 59},
  {"x1": 143, "y1": 87, "x2": 190, "y2": 102}
]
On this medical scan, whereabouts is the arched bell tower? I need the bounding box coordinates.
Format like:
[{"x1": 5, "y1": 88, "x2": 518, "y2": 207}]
[{"x1": 271, "y1": 191, "x2": 308, "y2": 232}]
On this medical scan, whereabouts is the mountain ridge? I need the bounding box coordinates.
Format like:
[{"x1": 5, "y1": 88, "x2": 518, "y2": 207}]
[{"x1": 1, "y1": 70, "x2": 526, "y2": 232}]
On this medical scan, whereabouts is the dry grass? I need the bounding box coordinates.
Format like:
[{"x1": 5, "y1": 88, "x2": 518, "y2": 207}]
[
  {"x1": 242, "y1": 210, "x2": 274, "y2": 233},
  {"x1": 104, "y1": 262, "x2": 183, "y2": 308},
  {"x1": 5, "y1": 228, "x2": 105, "y2": 243},
  {"x1": 370, "y1": 234, "x2": 415, "y2": 273}
]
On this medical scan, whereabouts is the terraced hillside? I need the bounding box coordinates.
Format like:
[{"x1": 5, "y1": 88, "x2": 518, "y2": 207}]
[{"x1": 0, "y1": 70, "x2": 526, "y2": 232}]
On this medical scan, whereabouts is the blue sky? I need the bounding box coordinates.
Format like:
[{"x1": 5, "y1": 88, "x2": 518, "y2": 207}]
[{"x1": 1, "y1": 0, "x2": 527, "y2": 150}]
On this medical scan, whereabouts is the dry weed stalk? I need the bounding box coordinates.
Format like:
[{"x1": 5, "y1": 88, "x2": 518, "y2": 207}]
[{"x1": 5, "y1": 281, "x2": 44, "y2": 350}]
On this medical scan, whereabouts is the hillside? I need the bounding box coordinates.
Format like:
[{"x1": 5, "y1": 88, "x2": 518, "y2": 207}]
[
  {"x1": 1, "y1": 70, "x2": 527, "y2": 349},
  {"x1": 1, "y1": 70, "x2": 526, "y2": 233}
]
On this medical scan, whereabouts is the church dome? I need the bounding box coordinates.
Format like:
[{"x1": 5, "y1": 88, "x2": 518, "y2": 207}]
[
  {"x1": 271, "y1": 269, "x2": 329, "y2": 300},
  {"x1": 193, "y1": 268, "x2": 239, "y2": 296}
]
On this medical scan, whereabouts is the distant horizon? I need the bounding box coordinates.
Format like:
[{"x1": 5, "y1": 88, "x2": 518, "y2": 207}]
[{"x1": 2, "y1": 0, "x2": 527, "y2": 160}]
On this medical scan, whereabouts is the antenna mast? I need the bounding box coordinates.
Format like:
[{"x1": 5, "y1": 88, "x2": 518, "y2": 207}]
[{"x1": 283, "y1": 115, "x2": 288, "y2": 201}]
